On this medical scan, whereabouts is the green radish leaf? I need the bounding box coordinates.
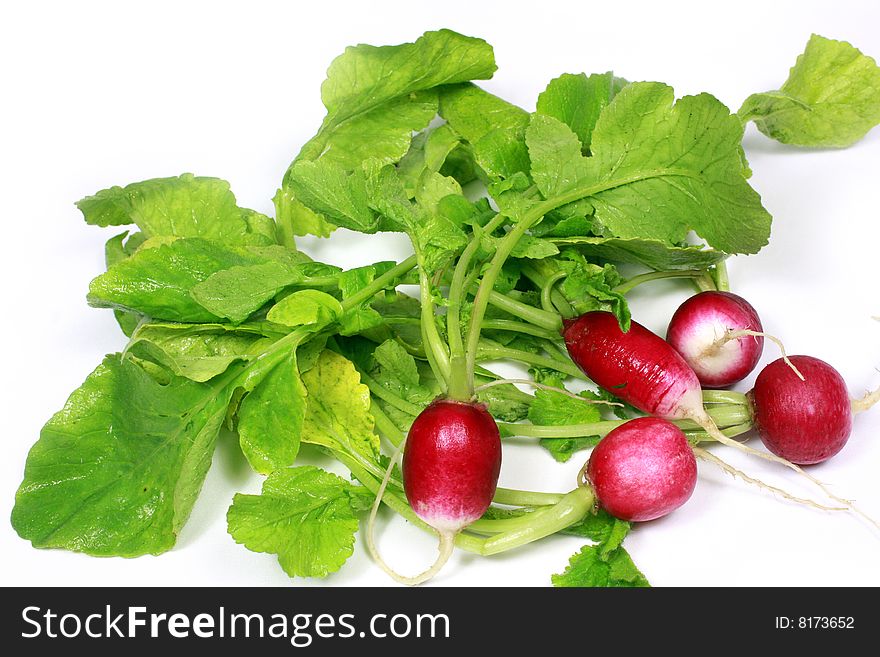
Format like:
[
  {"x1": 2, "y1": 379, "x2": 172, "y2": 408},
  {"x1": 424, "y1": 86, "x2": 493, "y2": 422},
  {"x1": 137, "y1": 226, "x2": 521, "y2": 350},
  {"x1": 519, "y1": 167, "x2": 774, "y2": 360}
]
[
  {"x1": 277, "y1": 29, "x2": 496, "y2": 237},
  {"x1": 508, "y1": 235, "x2": 559, "y2": 259},
  {"x1": 529, "y1": 389, "x2": 602, "y2": 427},
  {"x1": 563, "y1": 509, "x2": 631, "y2": 554},
  {"x1": 191, "y1": 258, "x2": 339, "y2": 324},
  {"x1": 439, "y1": 82, "x2": 529, "y2": 145},
  {"x1": 237, "y1": 351, "x2": 308, "y2": 474},
  {"x1": 529, "y1": 388, "x2": 603, "y2": 462},
  {"x1": 739, "y1": 34, "x2": 880, "y2": 147},
  {"x1": 525, "y1": 84, "x2": 772, "y2": 254},
  {"x1": 316, "y1": 90, "x2": 439, "y2": 169},
  {"x1": 12, "y1": 355, "x2": 234, "y2": 556},
  {"x1": 103, "y1": 231, "x2": 147, "y2": 336},
  {"x1": 301, "y1": 350, "x2": 380, "y2": 460},
  {"x1": 77, "y1": 174, "x2": 272, "y2": 245},
  {"x1": 363, "y1": 161, "x2": 467, "y2": 272},
  {"x1": 128, "y1": 323, "x2": 272, "y2": 382},
  {"x1": 553, "y1": 543, "x2": 649, "y2": 588},
  {"x1": 552, "y1": 235, "x2": 727, "y2": 270},
  {"x1": 267, "y1": 290, "x2": 344, "y2": 328},
  {"x1": 227, "y1": 466, "x2": 362, "y2": 578},
  {"x1": 553, "y1": 509, "x2": 643, "y2": 587},
  {"x1": 273, "y1": 192, "x2": 335, "y2": 240},
  {"x1": 527, "y1": 252, "x2": 629, "y2": 329},
  {"x1": 287, "y1": 162, "x2": 378, "y2": 233},
  {"x1": 439, "y1": 83, "x2": 530, "y2": 181},
  {"x1": 536, "y1": 72, "x2": 628, "y2": 152},
  {"x1": 336, "y1": 262, "x2": 397, "y2": 335},
  {"x1": 88, "y1": 238, "x2": 268, "y2": 323},
  {"x1": 370, "y1": 339, "x2": 437, "y2": 407}
]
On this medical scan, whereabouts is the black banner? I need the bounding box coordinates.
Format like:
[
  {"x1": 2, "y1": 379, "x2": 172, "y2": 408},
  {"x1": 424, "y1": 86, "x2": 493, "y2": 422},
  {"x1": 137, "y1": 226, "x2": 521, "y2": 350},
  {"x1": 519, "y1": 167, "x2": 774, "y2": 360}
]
[{"x1": 1, "y1": 587, "x2": 873, "y2": 653}]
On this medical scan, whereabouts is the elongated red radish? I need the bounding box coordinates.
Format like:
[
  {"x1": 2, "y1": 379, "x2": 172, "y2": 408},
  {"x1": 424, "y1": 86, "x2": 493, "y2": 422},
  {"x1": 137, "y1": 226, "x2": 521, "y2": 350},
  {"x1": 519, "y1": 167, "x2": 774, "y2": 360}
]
[
  {"x1": 562, "y1": 311, "x2": 860, "y2": 512},
  {"x1": 750, "y1": 355, "x2": 879, "y2": 465},
  {"x1": 585, "y1": 417, "x2": 697, "y2": 522},
  {"x1": 563, "y1": 311, "x2": 708, "y2": 422},
  {"x1": 666, "y1": 291, "x2": 764, "y2": 388},
  {"x1": 367, "y1": 399, "x2": 501, "y2": 585}
]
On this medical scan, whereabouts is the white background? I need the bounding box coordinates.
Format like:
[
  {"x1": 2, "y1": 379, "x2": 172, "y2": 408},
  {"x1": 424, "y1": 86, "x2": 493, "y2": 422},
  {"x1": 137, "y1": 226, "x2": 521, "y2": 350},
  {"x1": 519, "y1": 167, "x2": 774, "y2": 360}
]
[{"x1": 1, "y1": 0, "x2": 879, "y2": 588}]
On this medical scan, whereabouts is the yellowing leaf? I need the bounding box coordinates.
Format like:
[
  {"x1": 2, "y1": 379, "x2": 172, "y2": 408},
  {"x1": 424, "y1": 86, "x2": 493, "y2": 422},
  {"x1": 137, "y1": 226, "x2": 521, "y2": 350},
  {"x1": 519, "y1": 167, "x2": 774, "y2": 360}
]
[{"x1": 301, "y1": 350, "x2": 380, "y2": 459}]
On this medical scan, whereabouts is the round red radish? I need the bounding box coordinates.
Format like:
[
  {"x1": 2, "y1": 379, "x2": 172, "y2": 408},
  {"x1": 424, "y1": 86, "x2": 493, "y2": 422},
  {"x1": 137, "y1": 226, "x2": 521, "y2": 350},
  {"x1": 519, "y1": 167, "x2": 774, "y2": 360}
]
[
  {"x1": 403, "y1": 399, "x2": 502, "y2": 532},
  {"x1": 586, "y1": 417, "x2": 697, "y2": 522},
  {"x1": 563, "y1": 311, "x2": 705, "y2": 421},
  {"x1": 750, "y1": 356, "x2": 853, "y2": 465},
  {"x1": 666, "y1": 291, "x2": 764, "y2": 388}
]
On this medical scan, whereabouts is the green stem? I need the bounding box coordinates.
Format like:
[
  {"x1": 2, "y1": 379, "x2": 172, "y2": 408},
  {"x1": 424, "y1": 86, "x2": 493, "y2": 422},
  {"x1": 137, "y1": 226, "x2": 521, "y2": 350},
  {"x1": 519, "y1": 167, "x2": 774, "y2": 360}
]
[
  {"x1": 520, "y1": 263, "x2": 575, "y2": 318},
  {"x1": 476, "y1": 487, "x2": 595, "y2": 556},
  {"x1": 499, "y1": 420, "x2": 626, "y2": 439},
  {"x1": 687, "y1": 422, "x2": 752, "y2": 443},
  {"x1": 613, "y1": 269, "x2": 709, "y2": 295},
  {"x1": 341, "y1": 255, "x2": 417, "y2": 312},
  {"x1": 713, "y1": 260, "x2": 731, "y2": 292},
  {"x1": 360, "y1": 374, "x2": 422, "y2": 417},
  {"x1": 499, "y1": 403, "x2": 753, "y2": 438},
  {"x1": 370, "y1": 400, "x2": 408, "y2": 445},
  {"x1": 540, "y1": 271, "x2": 568, "y2": 315},
  {"x1": 478, "y1": 344, "x2": 588, "y2": 381},
  {"x1": 703, "y1": 389, "x2": 749, "y2": 405},
  {"x1": 341, "y1": 452, "x2": 591, "y2": 556},
  {"x1": 492, "y1": 489, "x2": 565, "y2": 506},
  {"x1": 480, "y1": 319, "x2": 560, "y2": 340},
  {"x1": 540, "y1": 337, "x2": 571, "y2": 363},
  {"x1": 418, "y1": 266, "x2": 451, "y2": 386},
  {"x1": 447, "y1": 214, "x2": 507, "y2": 390},
  {"x1": 694, "y1": 273, "x2": 718, "y2": 293},
  {"x1": 465, "y1": 220, "x2": 539, "y2": 388},
  {"x1": 484, "y1": 288, "x2": 563, "y2": 332},
  {"x1": 469, "y1": 510, "x2": 543, "y2": 534}
]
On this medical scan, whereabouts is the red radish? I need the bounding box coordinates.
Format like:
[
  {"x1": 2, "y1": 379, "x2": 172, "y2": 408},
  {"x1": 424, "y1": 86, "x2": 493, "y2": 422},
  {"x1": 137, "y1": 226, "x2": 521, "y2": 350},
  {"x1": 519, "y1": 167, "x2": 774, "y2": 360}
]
[
  {"x1": 585, "y1": 417, "x2": 697, "y2": 522},
  {"x1": 666, "y1": 291, "x2": 764, "y2": 388},
  {"x1": 561, "y1": 311, "x2": 855, "y2": 510},
  {"x1": 403, "y1": 399, "x2": 502, "y2": 532},
  {"x1": 367, "y1": 398, "x2": 501, "y2": 586},
  {"x1": 563, "y1": 311, "x2": 708, "y2": 424},
  {"x1": 750, "y1": 356, "x2": 861, "y2": 465}
]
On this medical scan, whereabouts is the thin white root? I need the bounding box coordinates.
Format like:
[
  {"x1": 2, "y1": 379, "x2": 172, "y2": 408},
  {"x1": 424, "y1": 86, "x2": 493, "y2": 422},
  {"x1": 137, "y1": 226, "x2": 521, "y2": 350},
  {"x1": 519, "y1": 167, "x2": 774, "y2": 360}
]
[
  {"x1": 725, "y1": 329, "x2": 804, "y2": 381},
  {"x1": 365, "y1": 438, "x2": 456, "y2": 586},
  {"x1": 852, "y1": 386, "x2": 880, "y2": 414},
  {"x1": 474, "y1": 378, "x2": 623, "y2": 407},
  {"x1": 691, "y1": 411, "x2": 880, "y2": 530},
  {"x1": 694, "y1": 447, "x2": 845, "y2": 512}
]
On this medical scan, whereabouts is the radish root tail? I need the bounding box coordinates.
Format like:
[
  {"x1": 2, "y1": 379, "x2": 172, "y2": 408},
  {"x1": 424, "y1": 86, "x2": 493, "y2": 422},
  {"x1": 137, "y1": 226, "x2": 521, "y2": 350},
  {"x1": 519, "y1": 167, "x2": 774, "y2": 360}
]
[
  {"x1": 723, "y1": 329, "x2": 805, "y2": 381},
  {"x1": 365, "y1": 438, "x2": 456, "y2": 586},
  {"x1": 694, "y1": 447, "x2": 845, "y2": 511},
  {"x1": 852, "y1": 386, "x2": 880, "y2": 415},
  {"x1": 690, "y1": 410, "x2": 880, "y2": 530}
]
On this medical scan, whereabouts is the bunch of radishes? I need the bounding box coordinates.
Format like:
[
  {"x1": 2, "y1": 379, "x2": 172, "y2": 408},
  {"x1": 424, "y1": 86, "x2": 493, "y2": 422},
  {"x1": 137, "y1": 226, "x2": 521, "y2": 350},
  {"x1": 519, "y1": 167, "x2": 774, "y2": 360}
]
[
  {"x1": 565, "y1": 296, "x2": 876, "y2": 521},
  {"x1": 376, "y1": 286, "x2": 877, "y2": 584}
]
